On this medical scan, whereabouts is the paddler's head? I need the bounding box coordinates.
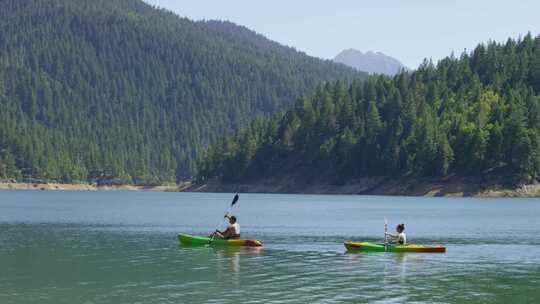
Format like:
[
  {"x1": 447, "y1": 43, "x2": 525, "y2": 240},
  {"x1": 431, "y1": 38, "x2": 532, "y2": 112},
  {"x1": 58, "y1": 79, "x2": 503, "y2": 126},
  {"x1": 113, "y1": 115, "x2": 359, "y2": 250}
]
[
  {"x1": 396, "y1": 223, "x2": 405, "y2": 233},
  {"x1": 229, "y1": 216, "x2": 237, "y2": 224}
]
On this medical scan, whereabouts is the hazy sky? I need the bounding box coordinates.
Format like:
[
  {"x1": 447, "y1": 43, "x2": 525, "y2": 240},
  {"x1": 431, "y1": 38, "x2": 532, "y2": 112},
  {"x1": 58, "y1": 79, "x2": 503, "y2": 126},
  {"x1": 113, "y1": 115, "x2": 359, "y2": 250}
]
[{"x1": 145, "y1": 0, "x2": 539, "y2": 69}]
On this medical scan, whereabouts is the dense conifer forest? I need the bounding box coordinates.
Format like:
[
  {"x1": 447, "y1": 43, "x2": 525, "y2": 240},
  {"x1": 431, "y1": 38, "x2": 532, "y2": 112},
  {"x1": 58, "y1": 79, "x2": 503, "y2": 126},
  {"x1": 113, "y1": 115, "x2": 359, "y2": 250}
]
[
  {"x1": 198, "y1": 34, "x2": 540, "y2": 186},
  {"x1": 0, "y1": 0, "x2": 364, "y2": 185}
]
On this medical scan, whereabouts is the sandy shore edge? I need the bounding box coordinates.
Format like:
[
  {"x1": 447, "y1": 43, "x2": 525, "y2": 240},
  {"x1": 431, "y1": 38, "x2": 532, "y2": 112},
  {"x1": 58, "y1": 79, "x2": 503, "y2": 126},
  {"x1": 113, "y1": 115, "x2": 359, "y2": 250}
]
[{"x1": 0, "y1": 182, "x2": 190, "y2": 192}]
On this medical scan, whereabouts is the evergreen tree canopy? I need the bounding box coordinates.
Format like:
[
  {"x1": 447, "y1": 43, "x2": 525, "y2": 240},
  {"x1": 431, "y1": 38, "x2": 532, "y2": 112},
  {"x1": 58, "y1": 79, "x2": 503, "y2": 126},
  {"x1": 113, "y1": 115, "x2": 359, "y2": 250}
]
[
  {"x1": 199, "y1": 34, "x2": 540, "y2": 185},
  {"x1": 0, "y1": 0, "x2": 364, "y2": 184}
]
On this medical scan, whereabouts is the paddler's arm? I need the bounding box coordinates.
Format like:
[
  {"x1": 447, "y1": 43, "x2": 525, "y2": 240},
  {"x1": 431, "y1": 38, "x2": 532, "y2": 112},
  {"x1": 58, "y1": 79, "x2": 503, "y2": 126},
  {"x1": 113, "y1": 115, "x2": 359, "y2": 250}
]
[
  {"x1": 385, "y1": 232, "x2": 398, "y2": 242},
  {"x1": 221, "y1": 226, "x2": 234, "y2": 238},
  {"x1": 215, "y1": 227, "x2": 227, "y2": 234}
]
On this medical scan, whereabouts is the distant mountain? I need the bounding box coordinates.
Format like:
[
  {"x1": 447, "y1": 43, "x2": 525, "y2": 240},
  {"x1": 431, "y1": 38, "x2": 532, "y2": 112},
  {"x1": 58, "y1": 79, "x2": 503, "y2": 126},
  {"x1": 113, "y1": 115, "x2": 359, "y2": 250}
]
[
  {"x1": 0, "y1": 0, "x2": 366, "y2": 185},
  {"x1": 334, "y1": 49, "x2": 407, "y2": 75}
]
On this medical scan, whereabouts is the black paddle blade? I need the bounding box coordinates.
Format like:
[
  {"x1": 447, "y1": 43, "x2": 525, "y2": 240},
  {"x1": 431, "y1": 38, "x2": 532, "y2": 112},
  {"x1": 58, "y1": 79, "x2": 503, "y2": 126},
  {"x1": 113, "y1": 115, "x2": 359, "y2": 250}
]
[{"x1": 231, "y1": 193, "x2": 239, "y2": 207}]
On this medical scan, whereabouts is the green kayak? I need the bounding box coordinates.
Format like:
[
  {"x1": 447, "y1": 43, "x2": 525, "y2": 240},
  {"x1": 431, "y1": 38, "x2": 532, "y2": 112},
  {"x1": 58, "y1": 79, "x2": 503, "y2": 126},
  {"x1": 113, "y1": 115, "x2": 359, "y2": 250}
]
[
  {"x1": 345, "y1": 241, "x2": 446, "y2": 253},
  {"x1": 177, "y1": 233, "x2": 263, "y2": 247}
]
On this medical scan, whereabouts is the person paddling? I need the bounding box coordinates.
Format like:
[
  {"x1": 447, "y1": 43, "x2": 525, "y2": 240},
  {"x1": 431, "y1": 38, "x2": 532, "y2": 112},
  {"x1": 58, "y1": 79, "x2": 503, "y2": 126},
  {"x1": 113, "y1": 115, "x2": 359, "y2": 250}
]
[
  {"x1": 210, "y1": 215, "x2": 240, "y2": 240},
  {"x1": 385, "y1": 223, "x2": 407, "y2": 245}
]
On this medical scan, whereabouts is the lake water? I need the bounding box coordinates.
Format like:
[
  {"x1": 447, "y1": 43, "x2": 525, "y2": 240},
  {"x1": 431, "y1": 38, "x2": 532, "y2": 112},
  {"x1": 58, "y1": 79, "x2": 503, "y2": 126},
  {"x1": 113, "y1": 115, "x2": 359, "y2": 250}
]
[{"x1": 0, "y1": 191, "x2": 539, "y2": 303}]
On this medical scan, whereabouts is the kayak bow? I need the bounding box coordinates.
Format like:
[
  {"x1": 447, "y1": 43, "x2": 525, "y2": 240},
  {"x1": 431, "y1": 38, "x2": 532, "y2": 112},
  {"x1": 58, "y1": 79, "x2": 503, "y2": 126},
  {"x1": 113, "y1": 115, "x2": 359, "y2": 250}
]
[
  {"x1": 178, "y1": 233, "x2": 262, "y2": 247},
  {"x1": 344, "y1": 241, "x2": 445, "y2": 253}
]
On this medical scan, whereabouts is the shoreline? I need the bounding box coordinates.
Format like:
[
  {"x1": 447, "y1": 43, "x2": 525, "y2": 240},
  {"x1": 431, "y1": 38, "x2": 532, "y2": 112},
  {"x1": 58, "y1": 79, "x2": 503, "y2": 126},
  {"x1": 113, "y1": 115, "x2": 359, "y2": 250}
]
[
  {"x1": 2, "y1": 179, "x2": 539, "y2": 197},
  {"x1": 187, "y1": 177, "x2": 540, "y2": 197},
  {"x1": 0, "y1": 182, "x2": 189, "y2": 192}
]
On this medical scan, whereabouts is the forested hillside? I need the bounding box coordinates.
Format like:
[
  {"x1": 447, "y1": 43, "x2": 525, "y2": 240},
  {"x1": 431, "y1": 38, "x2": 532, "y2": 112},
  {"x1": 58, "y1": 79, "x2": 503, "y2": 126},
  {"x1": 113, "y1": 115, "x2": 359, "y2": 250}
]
[
  {"x1": 0, "y1": 0, "x2": 364, "y2": 185},
  {"x1": 198, "y1": 34, "x2": 540, "y2": 186}
]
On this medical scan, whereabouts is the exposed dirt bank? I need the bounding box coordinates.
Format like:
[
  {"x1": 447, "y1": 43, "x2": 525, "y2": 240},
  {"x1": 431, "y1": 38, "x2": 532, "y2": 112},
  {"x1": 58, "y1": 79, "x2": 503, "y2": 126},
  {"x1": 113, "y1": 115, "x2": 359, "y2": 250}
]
[
  {"x1": 187, "y1": 176, "x2": 540, "y2": 197},
  {"x1": 3, "y1": 178, "x2": 538, "y2": 197}
]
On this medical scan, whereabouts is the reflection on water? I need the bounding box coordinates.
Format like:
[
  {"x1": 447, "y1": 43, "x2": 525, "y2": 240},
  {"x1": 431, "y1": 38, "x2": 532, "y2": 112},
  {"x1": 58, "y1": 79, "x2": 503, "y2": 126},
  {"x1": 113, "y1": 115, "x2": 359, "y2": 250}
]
[
  {"x1": 178, "y1": 245, "x2": 262, "y2": 277},
  {"x1": 214, "y1": 246, "x2": 262, "y2": 274}
]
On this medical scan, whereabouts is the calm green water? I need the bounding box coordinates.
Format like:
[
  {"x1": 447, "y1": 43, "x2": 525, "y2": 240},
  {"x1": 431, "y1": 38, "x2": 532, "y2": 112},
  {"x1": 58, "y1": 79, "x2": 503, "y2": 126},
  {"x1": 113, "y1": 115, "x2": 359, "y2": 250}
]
[{"x1": 0, "y1": 191, "x2": 539, "y2": 303}]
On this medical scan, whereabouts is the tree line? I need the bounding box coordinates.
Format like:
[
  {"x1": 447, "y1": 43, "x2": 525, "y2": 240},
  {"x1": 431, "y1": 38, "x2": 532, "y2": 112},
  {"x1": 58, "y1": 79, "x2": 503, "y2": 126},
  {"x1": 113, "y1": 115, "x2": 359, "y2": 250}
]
[
  {"x1": 0, "y1": 0, "x2": 363, "y2": 184},
  {"x1": 198, "y1": 34, "x2": 540, "y2": 185}
]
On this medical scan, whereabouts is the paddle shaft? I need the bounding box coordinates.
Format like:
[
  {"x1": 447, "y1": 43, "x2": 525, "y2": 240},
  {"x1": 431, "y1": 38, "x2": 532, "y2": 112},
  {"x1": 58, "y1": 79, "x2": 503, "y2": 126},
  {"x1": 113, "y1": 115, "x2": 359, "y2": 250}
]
[
  {"x1": 210, "y1": 194, "x2": 238, "y2": 243},
  {"x1": 384, "y1": 218, "x2": 388, "y2": 252},
  {"x1": 210, "y1": 207, "x2": 231, "y2": 242}
]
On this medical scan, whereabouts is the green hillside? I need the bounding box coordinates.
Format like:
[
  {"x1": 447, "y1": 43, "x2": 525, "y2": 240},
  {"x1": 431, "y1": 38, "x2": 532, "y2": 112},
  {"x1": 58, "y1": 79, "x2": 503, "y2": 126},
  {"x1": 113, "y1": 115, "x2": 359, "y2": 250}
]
[
  {"x1": 0, "y1": 0, "x2": 364, "y2": 185},
  {"x1": 198, "y1": 34, "x2": 540, "y2": 186}
]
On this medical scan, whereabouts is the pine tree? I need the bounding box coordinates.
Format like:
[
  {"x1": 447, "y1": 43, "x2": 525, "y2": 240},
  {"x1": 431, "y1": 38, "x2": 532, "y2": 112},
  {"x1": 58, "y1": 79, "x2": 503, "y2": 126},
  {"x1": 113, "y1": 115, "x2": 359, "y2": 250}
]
[{"x1": 198, "y1": 34, "x2": 540, "y2": 186}]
